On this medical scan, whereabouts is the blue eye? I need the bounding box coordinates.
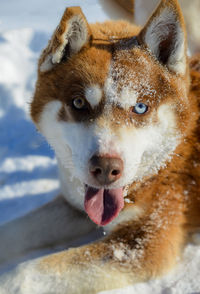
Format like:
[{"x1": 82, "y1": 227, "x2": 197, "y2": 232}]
[{"x1": 133, "y1": 103, "x2": 148, "y2": 114}]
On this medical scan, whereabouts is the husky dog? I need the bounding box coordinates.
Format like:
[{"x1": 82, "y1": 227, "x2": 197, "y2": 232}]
[{"x1": 0, "y1": 0, "x2": 200, "y2": 293}]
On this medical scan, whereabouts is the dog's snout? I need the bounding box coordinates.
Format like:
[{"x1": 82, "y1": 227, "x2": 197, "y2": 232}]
[{"x1": 89, "y1": 154, "x2": 123, "y2": 185}]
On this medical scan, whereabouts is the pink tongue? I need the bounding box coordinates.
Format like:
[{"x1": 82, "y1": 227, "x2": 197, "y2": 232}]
[{"x1": 84, "y1": 186, "x2": 124, "y2": 226}]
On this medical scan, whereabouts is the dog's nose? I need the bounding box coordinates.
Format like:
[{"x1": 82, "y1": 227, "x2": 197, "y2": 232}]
[{"x1": 89, "y1": 154, "x2": 123, "y2": 185}]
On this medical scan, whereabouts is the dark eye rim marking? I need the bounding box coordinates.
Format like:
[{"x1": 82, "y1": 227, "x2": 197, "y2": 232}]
[{"x1": 132, "y1": 103, "x2": 149, "y2": 115}]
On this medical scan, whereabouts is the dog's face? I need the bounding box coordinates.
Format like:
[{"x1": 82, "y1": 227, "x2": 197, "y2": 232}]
[{"x1": 31, "y1": 1, "x2": 190, "y2": 226}]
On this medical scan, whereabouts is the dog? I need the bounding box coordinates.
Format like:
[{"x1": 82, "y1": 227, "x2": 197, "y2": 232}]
[{"x1": 0, "y1": 0, "x2": 200, "y2": 293}]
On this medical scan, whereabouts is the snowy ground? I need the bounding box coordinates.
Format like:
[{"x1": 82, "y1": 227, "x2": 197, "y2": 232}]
[{"x1": 0, "y1": 1, "x2": 199, "y2": 293}]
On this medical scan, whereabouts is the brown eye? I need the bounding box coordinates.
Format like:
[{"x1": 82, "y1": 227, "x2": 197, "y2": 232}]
[{"x1": 72, "y1": 97, "x2": 86, "y2": 110}]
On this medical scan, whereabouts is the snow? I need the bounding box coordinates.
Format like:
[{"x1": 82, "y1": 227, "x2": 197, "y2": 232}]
[
  {"x1": 0, "y1": 1, "x2": 199, "y2": 293},
  {"x1": 101, "y1": 244, "x2": 200, "y2": 294}
]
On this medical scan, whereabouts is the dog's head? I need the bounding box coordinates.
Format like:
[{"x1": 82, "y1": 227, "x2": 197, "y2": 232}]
[{"x1": 31, "y1": 0, "x2": 190, "y2": 226}]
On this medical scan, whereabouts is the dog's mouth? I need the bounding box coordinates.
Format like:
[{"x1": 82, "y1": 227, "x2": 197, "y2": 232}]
[{"x1": 84, "y1": 185, "x2": 124, "y2": 226}]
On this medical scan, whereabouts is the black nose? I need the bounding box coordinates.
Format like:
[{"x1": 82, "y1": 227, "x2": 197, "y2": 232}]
[{"x1": 89, "y1": 154, "x2": 123, "y2": 186}]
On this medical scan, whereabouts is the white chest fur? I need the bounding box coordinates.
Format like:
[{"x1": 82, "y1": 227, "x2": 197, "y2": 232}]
[{"x1": 58, "y1": 159, "x2": 85, "y2": 211}]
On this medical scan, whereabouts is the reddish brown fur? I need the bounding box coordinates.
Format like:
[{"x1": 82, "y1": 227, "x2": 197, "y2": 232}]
[{"x1": 30, "y1": 2, "x2": 200, "y2": 292}]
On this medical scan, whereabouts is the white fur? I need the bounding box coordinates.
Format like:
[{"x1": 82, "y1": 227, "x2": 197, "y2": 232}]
[
  {"x1": 104, "y1": 77, "x2": 139, "y2": 110},
  {"x1": 37, "y1": 101, "x2": 85, "y2": 210},
  {"x1": 40, "y1": 15, "x2": 89, "y2": 71},
  {"x1": 113, "y1": 248, "x2": 125, "y2": 261},
  {"x1": 58, "y1": 159, "x2": 85, "y2": 211},
  {"x1": 119, "y1": 88, "x2": 138, "y2": 110},
  {"x1": 40, "y1": 54, "x2": 54, "y2": 72},
  {"x1": 52, "y1": 15, "x2": 88, "y2": 64},
  {"x1": 144, "y1": 8, "x2": 186, "y2": 75},
  {"x1": 38, "y1": 97, "x2": 180, "y2": 214},
  {"x1": 85, "y1": 85, "x2": 102, "y2": 108},
  {"x1": 104, "y1": 53, "x2": 158, "y2": 111}
]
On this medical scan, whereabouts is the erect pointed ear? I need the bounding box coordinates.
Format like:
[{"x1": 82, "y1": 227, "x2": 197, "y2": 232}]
[
  {"x1": 40, "y1": 7, "x2": 91, "y2": 72},
  {"x1": 138, "y1": 0, "x2": 187, "y2": 75}
]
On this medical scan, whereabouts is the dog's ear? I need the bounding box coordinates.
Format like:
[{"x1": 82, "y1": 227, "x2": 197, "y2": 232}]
[
  {"x1": 40, "y1": 7, "x2": 91, "y2": 72},
  {"x1": 138, "y1": 0, "x2": 187, "y2": 75}
]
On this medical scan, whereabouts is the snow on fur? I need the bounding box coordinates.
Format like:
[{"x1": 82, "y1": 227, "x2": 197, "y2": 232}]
[{"x1": 0, "y1": 1, "x2": 199, "y2": 293}]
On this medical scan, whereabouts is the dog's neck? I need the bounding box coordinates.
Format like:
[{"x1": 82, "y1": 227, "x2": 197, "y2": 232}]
[{"x1": 57, "y1": 158, "x2": 85, "y2": 211}]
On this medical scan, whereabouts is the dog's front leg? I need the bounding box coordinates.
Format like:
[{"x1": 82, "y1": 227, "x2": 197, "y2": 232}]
[
  {"x1": 0, "y1": 195, "x2": 97, "y2": 266},
  {"x1": 0, "y1": 203, "x2": 185, "y2": 294}
]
